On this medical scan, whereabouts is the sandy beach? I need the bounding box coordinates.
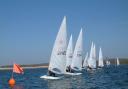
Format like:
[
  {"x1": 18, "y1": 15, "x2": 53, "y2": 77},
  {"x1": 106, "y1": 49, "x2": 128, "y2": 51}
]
[{"x1": 0, "y1": 65, "x2": 48, "y2": 70}]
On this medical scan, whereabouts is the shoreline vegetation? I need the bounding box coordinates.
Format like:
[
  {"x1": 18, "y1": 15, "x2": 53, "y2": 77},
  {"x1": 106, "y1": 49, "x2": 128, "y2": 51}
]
[
  {"x1": 0, "y1": 63, "x2": 49, "y2": 70},
  {"x1": 0, "y1": 58, "x2": 128, "y2": 70}
]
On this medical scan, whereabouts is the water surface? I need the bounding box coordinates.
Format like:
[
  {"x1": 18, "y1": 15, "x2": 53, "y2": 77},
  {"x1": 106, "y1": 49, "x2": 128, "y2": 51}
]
[{"x1": 0, "y1": 65, "x2": 128, "y2": 89}]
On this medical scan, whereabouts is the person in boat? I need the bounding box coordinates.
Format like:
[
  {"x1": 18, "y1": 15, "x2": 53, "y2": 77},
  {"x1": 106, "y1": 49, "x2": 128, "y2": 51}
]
[
  {"x1": 69, "y1": 65, "x2": 74, "y2": 73},
  {"x1": 48, "y1": 70, "x2": 56, "y2": 77},
  {"x1": 87, "y1": 66, "x2": 92, "y2": 70},
  {"x1": 66, "y1": 66, "x2": 70, "y2": 72},
  {"x1": 66, "y1": 65, "x2": 74, "y2": 73}
]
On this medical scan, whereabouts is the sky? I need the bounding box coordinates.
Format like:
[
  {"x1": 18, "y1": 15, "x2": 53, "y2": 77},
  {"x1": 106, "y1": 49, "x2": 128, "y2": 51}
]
[{"x1": 0, "y1": 0, "x2": 128, "y2": 65}]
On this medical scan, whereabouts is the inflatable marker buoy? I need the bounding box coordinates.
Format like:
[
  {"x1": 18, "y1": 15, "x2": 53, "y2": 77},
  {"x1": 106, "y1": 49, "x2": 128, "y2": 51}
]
[{"x1": 8, "y1": 78, "x2": 15, "y2": 86}]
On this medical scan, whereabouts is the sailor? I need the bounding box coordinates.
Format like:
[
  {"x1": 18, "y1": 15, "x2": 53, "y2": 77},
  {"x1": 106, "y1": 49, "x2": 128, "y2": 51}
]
[
  {"x1": 48, "y1": 70, "x2": 55, "y2": 77},
  {"x1": 87, "y1": 66, "x2": 92, "y2": 70},
  {"x1": 69, "y1": 66, "x2": 74, "y2": 73},
  {"x1": 66, "y1": 66, "x2": 70, "y2": 72}
]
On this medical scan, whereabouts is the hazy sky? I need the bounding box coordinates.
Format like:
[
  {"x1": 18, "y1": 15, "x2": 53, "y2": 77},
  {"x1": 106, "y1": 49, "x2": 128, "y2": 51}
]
[{"x1": 0, "y1": 0, "x2": 128, "y2": 65}]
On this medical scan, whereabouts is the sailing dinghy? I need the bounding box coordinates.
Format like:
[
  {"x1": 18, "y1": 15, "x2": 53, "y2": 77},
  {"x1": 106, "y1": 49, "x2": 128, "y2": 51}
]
[
  {"x1": 98, "y1": 47, "x2": 104, "y2": 68},
  {"x1": 87, "y1": 42, "x2": 97, "y2": 70},
  {"x1": 65, "y1": 35, "x2": 81, "y2": 75},
  {"x1": 65, "y1": 35, "x2": 73, "y2": 72},
  {"x1": 40, "y1": 16, "x2": 67, "y2": 79},
  {"x1": 83, "y1": 52, "x2": 89, "y2": 69},
  {"x1": 116, "y1": 57, "x2": 120, "y2": 66},
  {"x1": 67, "y1": 29, "x2": 83, "y2": 75},
  {"x1": 106, "y1": 60, "x2": 110, "y2": 66}
]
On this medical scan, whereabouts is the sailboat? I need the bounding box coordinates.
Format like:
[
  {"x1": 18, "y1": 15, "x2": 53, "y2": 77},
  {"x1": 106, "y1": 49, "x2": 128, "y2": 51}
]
[
  {"x1": 70, "y1": 28, "x2": 83, "y2": 75},
  {"x1": 106, "y1": 60, "x2": 110, "y2": 66},
  {"x1": 65, "y1": 34, "x2": 81, "y2": 75},
  {"x1": 65, "y1": 35, "x2": 73, "y2": 72},
  {"x1": 98, "y1": 47, "x2": 104, "y2": 68},
  {"x1": 87, "y1": 42, "x2": 97, "y2": 70},
  {"x1": 40, "y1": 16, "x2": 67, "y2": 79},
  {"x1": 83, "y1": 52, "x2": 88, "y2": 68},
  {"x1": 116, "y1": 57, "x2": 120, "y2": 66}
]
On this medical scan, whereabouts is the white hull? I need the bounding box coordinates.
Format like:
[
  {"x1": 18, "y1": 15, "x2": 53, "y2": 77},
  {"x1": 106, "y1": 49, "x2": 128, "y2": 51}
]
[
  {"x1": 65, "y1": 72, "x2": 82, "y2": 75},
  {"x1": 40, "y1": 75, "x2": 63, "y2": 80}
]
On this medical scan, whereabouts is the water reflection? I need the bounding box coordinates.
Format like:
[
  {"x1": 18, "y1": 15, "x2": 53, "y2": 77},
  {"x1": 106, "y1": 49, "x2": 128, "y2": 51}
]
[
  {"x1": 11, "y1": 84, "x2": 24, "y2": 89},
  {"x1": 47, "y1": 75, "x2": 85, "y2": 89}
]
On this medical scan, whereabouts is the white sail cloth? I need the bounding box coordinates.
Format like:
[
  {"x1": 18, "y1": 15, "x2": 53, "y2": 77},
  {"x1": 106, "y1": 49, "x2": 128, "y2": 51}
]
[
  {"x1": 83, "y1": 52, "x2": 88, "y2": 67},
  {"x1": 66, "y1": 35, "x2": 73, "y2": 67},
  {"x1": 49, "y1": 16, "x2": 67, "y2": 74},
  {"x1": 88, "y1": 42, "x2": 96, "y2": 68},
  {"x1": 98, "y1": 47, "x2": 104, "y2": 67},
  {"x1": 71, "y1": 29, "x2": 83, "y2": 71}
]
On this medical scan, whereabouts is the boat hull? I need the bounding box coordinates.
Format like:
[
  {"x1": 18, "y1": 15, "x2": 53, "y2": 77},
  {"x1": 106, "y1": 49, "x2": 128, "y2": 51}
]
[
  {"x1": 40, "y1": 75, "x2": 63, "y2": 80},
  {"x1": 65, "y1": 72, "x2": 82, "y2": 75}
]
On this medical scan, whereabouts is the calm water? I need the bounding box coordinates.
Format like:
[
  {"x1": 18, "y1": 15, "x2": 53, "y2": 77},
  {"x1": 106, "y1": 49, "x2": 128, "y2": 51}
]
[{"x1": 0, "y1": 65, "x2": 128, "y2": 89}]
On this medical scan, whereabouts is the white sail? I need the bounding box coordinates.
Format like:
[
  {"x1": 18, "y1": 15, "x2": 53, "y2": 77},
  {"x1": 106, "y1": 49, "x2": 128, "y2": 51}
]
[
  {"x1": 89, "y1": 42, "x2": 93, "y2": 58},
  {"x1": 66, "y1": 35, "x2": 73, "y2": 67},
  {"x1": 106, "y1": 61, "x2": 108, "y2": 66},
  {"x1": 98, "y1": 47, "x2": 104, "y2": 67},
  {"x1": 88, "y1": 42, "x2": 96, "y2": 68},
  {"x1": 71, "y1": 28, "x2": 83, "y2": 71},
  {"x1": 106, "y1": 60, "x2": 110, "y2": 66},
  {"x1": 93, "y1": 44, "x2": 96, "y2": 59},
  {"x1": 48, "y1": 16, "x2": 67, "y2": 74},
  {"x1": 116, "y1": 57, "x2": 120, "y2": 66},
  {"x1": 83, "y1": 52, "x2": 88, "y2": 67},
  {"x1": 93, "y1": 44, "x2": 96, "y2": 68},
  {"x1": 108, "y1": 61, "x2": 110, "y2": 65}
]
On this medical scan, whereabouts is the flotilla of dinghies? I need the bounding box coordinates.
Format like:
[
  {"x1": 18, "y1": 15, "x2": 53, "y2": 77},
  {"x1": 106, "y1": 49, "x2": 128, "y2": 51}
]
[{"x1": 40, "y1": 16, "x2": 119, "y2": 80}]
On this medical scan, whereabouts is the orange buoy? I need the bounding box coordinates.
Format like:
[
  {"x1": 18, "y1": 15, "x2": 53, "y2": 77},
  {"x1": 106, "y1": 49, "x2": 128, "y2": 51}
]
[{"x1": 8, "y1": 78, "x2": 15, "y2": 86}]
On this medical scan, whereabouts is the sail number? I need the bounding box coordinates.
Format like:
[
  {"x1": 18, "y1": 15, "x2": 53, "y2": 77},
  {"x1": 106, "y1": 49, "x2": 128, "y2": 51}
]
[
  {"x1": 77, "y1": 51, "x2": 82, "y2": 57},
  {"x1": 57, "y1": 51, "x2": 66, "y2": 55}
]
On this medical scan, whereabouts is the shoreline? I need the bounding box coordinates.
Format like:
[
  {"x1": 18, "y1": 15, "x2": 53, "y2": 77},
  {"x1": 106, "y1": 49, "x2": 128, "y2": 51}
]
[{"x1": 0, "y1": 65, "x2": 48, "y2": 70}]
